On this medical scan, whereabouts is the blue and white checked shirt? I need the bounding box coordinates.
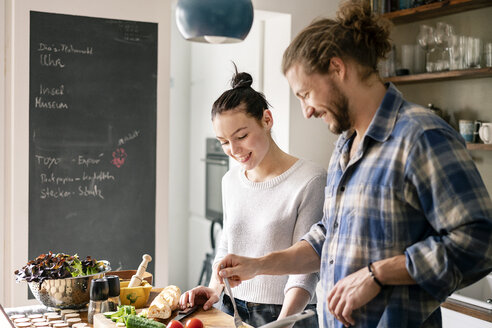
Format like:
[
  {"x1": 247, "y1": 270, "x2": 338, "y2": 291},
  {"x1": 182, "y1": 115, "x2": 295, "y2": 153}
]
[{"x1": 303, "y1": 83, "x2": 492, "y2": 328}]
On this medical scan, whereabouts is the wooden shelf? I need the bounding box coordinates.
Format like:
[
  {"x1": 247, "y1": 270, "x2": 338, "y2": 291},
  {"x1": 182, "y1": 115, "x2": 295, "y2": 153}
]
[
  {"x1": 384, "y1": 67, "x2": 492, "y2": 84},
  {"x1": 467, "y1": 143, "x2": 492, "y2": 151},
  {"x1": 381, "y1": 0, "x2": 492, "y2": 24}
]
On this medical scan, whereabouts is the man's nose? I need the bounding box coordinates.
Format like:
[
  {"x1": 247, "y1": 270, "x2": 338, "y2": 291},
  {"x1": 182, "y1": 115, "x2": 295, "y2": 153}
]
[{"x1": 301, "y1": 101, "x2": 315, "y2": 119}]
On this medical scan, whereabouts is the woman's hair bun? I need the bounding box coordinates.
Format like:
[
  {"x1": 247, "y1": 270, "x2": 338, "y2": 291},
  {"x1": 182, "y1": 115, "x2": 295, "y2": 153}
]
[
  {"x1": 212, "y1": 63, "x2": 270, "y2": 121},
  {"x1": 231, "y1": 72, "x2": 253, "y2": 89}
]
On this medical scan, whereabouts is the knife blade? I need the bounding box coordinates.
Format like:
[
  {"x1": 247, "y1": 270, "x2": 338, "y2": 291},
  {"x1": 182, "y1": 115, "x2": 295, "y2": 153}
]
[{"x1": 173, "y1": 305, "x2": 198, "y2": 322}]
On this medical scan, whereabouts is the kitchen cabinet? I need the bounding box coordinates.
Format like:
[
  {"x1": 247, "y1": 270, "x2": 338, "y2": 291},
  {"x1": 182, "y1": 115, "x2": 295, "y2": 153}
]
[{"x1": 380, "y1": 0, "x2": 492, "y2": 151}]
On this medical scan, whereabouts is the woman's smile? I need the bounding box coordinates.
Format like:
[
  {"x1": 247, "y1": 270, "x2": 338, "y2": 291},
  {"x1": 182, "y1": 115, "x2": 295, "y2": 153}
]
[{"x1": 235, "y1": 152, "x2": 252, "y2": 163}]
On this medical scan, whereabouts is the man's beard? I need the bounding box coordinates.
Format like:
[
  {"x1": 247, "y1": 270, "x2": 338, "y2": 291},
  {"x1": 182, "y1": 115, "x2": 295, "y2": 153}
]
[{"x1": 327, "y1": 81, "x2": 351, "y2": 135}]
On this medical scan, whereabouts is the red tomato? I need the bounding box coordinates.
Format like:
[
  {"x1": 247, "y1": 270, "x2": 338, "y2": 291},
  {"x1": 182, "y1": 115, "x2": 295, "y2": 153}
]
[
  {"x1": 185, "y1": 318, "x2": 204, "y2": 328},
  {"x1": 168, "y1": 320, "x2": 185, "y2": 328}
]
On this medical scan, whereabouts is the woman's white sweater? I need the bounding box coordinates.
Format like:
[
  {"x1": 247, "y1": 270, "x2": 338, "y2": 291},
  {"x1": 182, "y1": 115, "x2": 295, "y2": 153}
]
[{"x1": 214, "y1": 159, "x2": 327, "y2": 305}]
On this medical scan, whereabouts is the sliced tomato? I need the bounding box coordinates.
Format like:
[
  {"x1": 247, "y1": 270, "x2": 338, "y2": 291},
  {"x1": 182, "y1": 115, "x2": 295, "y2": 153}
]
[
  {"x1": 185, "y1": 318, "x2": 204, "y2": 328},
  {"x1": 168, "y1": 320, "x2": 185, "y2": 328}
]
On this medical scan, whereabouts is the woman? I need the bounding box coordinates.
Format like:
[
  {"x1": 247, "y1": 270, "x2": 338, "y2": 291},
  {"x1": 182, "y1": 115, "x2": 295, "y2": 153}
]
[{"x1": 179, "y1": 67, "x2": 326, "y2": 327}]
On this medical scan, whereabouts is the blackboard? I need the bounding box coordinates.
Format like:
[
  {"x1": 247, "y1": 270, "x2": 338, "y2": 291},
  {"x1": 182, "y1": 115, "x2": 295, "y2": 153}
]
[{"x1": 28, "y1": 11, "x2": 157, "y2": 280}]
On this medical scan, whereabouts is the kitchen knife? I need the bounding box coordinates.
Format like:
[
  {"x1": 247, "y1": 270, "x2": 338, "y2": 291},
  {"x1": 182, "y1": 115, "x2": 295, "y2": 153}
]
[
  {"x1": 256, "y1": 309, "x2": 316, "y2": 328},
  {"x1": 173, "y1": 305, "x2": 198, "y2": 322}
]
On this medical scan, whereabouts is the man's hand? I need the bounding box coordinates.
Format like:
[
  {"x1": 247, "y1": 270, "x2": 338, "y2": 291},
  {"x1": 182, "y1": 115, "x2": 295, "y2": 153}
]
[
  {"x1": 217, "y1": 254, "x2": 260, "y2": 287},
  {"x1": 327, "y1": 266, "x2": 381, "y2": 327}
]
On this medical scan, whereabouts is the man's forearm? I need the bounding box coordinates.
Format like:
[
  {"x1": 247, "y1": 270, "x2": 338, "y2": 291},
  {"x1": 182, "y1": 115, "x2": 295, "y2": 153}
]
[
  {"x1": 259, "y1": 240, "x2": 321, "y2": 275},
  {"x1": 372, "y1": 255, "x2": 416, "y2": 285}
]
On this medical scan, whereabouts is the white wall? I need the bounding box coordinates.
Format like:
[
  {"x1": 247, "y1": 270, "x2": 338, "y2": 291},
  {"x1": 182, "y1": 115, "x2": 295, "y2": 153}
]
[
  {"x1": 168, "y1": 1, "x2": 191, "y2": 289},
  {"x1": 253, "y1": 0, "x2": 342, "y2": 167},
  {"x1": 186, "y1": 14, "x2": 267, "y2": 288},
  {"x1": 2, "y1": 0, "x2": 171, "y2": 307},
  {"x1": 0, "y1": 0, "x2": 6, "y2": 306}
]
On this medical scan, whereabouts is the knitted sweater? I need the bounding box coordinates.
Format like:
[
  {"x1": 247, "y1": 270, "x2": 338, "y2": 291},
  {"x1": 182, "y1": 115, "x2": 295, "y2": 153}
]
[{"x1": 214, "y1": 159, "x2": 327, "y2": 305}]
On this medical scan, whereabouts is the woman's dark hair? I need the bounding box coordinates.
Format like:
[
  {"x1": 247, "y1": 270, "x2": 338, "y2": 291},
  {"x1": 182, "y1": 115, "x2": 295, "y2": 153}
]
[
  {"x1": 211, "y1": 63, "x2": 270, "y2": 121},
  {"x1": 282, "y1": 0, "x2": 392, "y2": 79}
]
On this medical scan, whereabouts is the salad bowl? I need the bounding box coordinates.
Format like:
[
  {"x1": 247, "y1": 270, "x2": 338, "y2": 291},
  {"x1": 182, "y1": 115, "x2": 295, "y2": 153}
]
[
  {"x1": 15, "y1": 253, "x2": 111, "y2": 309},
  {"x1": 28, "y1": 260, "x2": 111, "y2": 309}
]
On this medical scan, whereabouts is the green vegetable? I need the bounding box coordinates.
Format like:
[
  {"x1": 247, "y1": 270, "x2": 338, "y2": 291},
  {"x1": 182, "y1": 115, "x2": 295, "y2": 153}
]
[
  {"x1": 70, "y1": 257, "x2": 84, "y2": 277},
  {"x1": 105, "y1": 305, "x2": 137, "y2": 324},
  {"x1": 104, "y1": 311, "x2": 119, "y2": 318},
  {"x1": 126, "y1": 315, "x2": 166, "y2": 328}
]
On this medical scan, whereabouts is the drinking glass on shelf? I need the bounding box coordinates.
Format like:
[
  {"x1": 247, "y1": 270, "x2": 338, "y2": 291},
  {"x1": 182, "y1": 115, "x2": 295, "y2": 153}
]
[
  {"x1": 417, "y1": 24, "x2": 436, "y2": 72},
  {"x1": 379, "y1": 45, "x2": 396, "y2": 78},
  {"x1": 400, "y1": 44, "x2": 415, "y2": 73},
  {"x1": 471, "y1": 38, "x2": 482, "y2": 68},
  {"x1": 449, "y1": 34, "x2": 464, "y2": 70},
  {"x1": 485, "y1": 42, "x2": 492, "y2": 67},
  {"x1": 413, "y1": 44, "x2": 426, "y2": 74},
  {"x1": 434, "y1": 22, "x2": 455, "y2": 71},
  {"x1": 465, "y1": 37, "x2": 482, "y2": 69}
]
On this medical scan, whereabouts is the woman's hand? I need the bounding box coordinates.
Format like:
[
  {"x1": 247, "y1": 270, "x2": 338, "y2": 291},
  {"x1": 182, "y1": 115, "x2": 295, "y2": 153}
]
[{"x1": 179, "y1": 286, "x2": 221, "y2": 311}]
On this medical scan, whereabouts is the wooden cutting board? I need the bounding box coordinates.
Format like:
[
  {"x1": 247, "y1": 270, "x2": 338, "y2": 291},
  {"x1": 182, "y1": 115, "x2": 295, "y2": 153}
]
[{"x1": 93, "y1": 307, "x2": 253, "y2": 328}]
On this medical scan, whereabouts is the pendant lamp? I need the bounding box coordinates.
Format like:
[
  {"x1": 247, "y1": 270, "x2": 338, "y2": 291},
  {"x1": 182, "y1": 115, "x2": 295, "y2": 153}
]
[{"x1": 176, "y1": 0, "x2": 254, "y2": 44}]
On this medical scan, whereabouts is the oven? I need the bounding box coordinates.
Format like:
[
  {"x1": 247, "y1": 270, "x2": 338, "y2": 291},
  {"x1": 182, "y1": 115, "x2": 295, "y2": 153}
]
[
  {"x1": 198, "y1": 138, "x2": 229, "y2": 286},
  {"x1": 204, "y1": 138, "x2": 229, "y2": 223}
]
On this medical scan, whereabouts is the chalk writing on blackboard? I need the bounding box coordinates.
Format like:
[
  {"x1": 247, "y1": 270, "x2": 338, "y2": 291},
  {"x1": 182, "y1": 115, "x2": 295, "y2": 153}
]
[
  {"x1": 34, "y1": 131, "x2": 139, "y2": 200},
  {"x1": 35, "y1": 83, "x2": 67, "y2": 109}
]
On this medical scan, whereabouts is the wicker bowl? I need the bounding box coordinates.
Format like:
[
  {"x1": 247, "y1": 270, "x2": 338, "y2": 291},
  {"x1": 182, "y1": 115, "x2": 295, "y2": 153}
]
[{"x1": 27, "y1": 260, "x2": 111, "y2": 309}]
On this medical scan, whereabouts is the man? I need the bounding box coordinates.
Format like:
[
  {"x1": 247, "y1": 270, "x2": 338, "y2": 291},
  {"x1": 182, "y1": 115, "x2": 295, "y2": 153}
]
[{"x1": 216, "y1": 1, "x2": 492, "y2": 327}]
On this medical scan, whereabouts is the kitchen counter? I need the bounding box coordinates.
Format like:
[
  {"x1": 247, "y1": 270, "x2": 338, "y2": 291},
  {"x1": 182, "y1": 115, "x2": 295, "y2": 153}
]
[
  {"x1": 6, "y1": 303, "x2": 252, "y2": 328},
  {"x1": 442, "y1": 299, "x2": 492, "y2": 323},
  {"x1": 93, "y1": 307, "x2": 252, "y2": 328},
  {"x1": 5, "y1": 288, "x2": 253, "y2": 328},
  {"x1": 7, "y1": 298, "x2": 489, "y2": 326},
  {"x1": 92, "y1": 288, "x2": 253, "y2": 327}
]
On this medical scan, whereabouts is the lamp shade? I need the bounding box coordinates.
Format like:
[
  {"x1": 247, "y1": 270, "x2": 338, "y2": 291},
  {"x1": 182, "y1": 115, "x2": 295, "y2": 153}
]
[{"x1": 176, "y1": 0, "x2": 254, "y2": 44}]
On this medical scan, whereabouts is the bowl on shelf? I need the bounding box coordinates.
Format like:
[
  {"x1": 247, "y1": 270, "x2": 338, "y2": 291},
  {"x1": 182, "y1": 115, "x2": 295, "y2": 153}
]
[
  {"x1": 106, "y1": 270, "x2": 153, "y2": 285},
  {"x1": 27, "y1": 260, "x2": 111, "y2": 309}
]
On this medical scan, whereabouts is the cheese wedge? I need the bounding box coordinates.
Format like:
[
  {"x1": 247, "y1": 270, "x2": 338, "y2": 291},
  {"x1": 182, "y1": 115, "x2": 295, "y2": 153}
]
[{"x1": 147, "y1": 285, "x2": 181, "y2": 319}]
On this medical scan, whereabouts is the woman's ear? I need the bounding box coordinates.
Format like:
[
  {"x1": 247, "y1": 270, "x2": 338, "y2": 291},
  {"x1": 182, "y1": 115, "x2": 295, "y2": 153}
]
[{"x1": 262, "y1": 109, "x2": 274, "y2": 130}]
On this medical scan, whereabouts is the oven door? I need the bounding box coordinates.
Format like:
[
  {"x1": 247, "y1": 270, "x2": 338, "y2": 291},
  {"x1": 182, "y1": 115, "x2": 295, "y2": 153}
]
[{"x1": 205, "y1": 155, "x2": 228, "y2": 222}]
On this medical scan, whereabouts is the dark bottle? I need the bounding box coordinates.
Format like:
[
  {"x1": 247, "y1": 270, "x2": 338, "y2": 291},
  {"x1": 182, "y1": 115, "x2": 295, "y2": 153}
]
[
  {"x1": 88, "y1": 278, "x2": 109, "y2": 324},
  {"x1": 106, "y1": 275, "x2": 121, "y2": 311}
]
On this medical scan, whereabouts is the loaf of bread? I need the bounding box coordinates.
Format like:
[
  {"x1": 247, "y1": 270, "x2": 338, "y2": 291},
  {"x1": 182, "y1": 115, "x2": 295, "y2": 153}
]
[{"x1": 147, "y1": 285, "x2": 181, "y2": 320}]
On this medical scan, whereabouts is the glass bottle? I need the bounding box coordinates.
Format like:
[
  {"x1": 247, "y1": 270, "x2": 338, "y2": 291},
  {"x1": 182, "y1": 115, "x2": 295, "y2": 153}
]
[{"x1": 88, "y1": 278, "x2": 109, "y2": 324}]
